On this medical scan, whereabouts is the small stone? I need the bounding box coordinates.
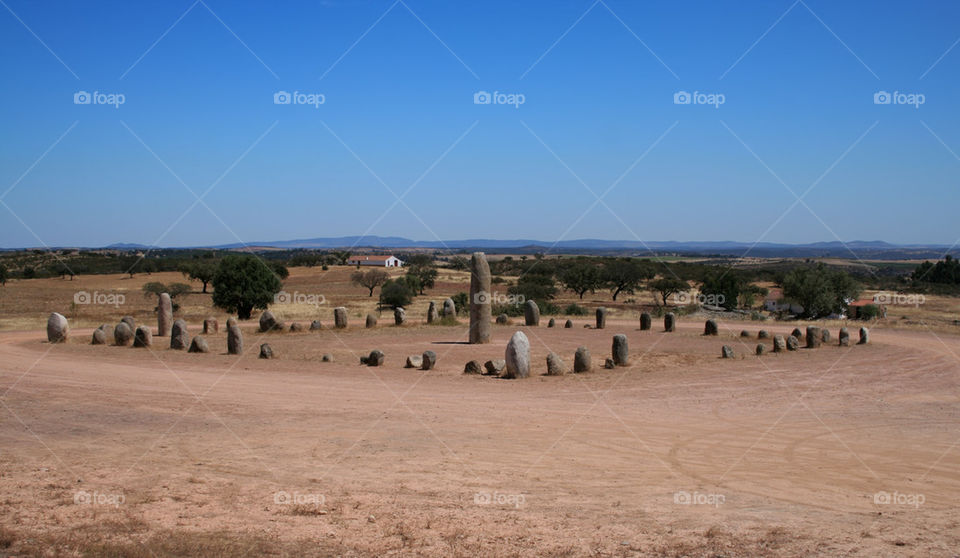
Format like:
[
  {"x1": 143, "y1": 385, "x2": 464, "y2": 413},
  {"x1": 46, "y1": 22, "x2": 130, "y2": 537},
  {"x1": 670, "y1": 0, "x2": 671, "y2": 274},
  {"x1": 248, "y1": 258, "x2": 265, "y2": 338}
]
[
  {"x1": 639, "y1": 313, "x2": 652, "y2": 331},
  {"x1": 188, "y1": 336, "x2": 209, "y2": 353},
  {"x1": 604, "y1": 358, "x2": 616, "y2": 369},
  {"x1": 442, "y1": 298, "x2": 456, "y2": 317},
  {"x1": 564, "y1": 319, "x2": 573, "y2": 328},
  {"x1": 203, "y1": 317, "x2": 218, "y2": 334},
  {"x1": 838, "y1": 327, "x2": 850, "y2": 346},
  {"x1": 170, "y1": 319, "x2": 188, "y2": 350},
  {"x1": 758, "y1": 330, "x2": 770, "y2": 339},
  {"x1": 756, "y1": 343, "x2": 766, "y2": 355},
  {"x1": 821, "y1": 329, "x2": 831, "y2": 343},
  {"x1": 791, "y1": 328, "x2": 804, "y2": 341},
  {"x1": 464, "y1": 360, "x2": 483, "y2": 375},
  {"x1": 394, "y1": 307, "x2": 406, "y2": 326},
  {"x1": 321, "y1": 354, "x2": 333, "y2": 362},
  {"x1": 133, "y1": 326, "x2": 152, "y2": 348},
  {"x1": 289, "y1": 322, "x2": 303, "y2": 332},
  {"x1": 664, "y1": 312, "x2": 676, "y2": 332},
  {"x1": 595, "y1": 307, "x2": 607, "y2": 329},
  {"x1": 859, "y1": 327, "x2": 869, "y2": 345},
  {"x1": 546, "y1": 352, "x2": 567, "y2": 375},
  {"x1": 503, "y1": 331, "x2": 531, "y2": 379},
  {"x1": 484, "y1": 359, "x2": 505, "y2": 375},
  {"x1": 259, "y1": 343, "x2": 274, "y2": 359},
  {"x1": 721, "y1": 345, "x2": 734, "y2": 358},
  {"x1": 612, "y1": 334, "x2": 629, "y2": 366},
  {"x1": 46, "y1": 312, "x2": 69, "y2": 343},
  {"x1": 496, "y1": 314, "x2": 508, "y2": 325},
  {"x1": 366, "y1": 350, "x2": 385, "y2": 366},
  {"x1": 574, "y1": 346, "x2": 591, "y2": 373},
  {"x1": 704, "y1": 319, "x2": 718, "y2": 336},
  {"x1": 548, "y1": 318, "x2": 556, "y2": 328},
  {"x1": 786, "y1": 335, "x2": 800, "y2": 351},
  {"x1": 421, "y1": 351, "x2": 437, "y2": 370},
  {"x1": 366, "y1": 314, "x2": 377, "y2": 328},
  {"x1": 121, "y1": 316, "x2": 136, "y2": 333},
  {"x1": 773, "y1": 335, "x2": 787, "y2": 352},
  {"x1": 310, "y1": 320, "x2": 323, "y2": 330},
  {"x1": 114, "y1": 322, "x2": 133, "y2": 346},
  {"x1": 91, "y1": 329, "x2": 106, "y2": 345},
  {"x1": 259, "y1": 311, "x2": 280, "y2": 332},
  {"x1": 740, "y1": 330, "x2": 751, "y2": 338},
  {"x1": 405, "y1": 355, "x2": 423, "y2": 368}
]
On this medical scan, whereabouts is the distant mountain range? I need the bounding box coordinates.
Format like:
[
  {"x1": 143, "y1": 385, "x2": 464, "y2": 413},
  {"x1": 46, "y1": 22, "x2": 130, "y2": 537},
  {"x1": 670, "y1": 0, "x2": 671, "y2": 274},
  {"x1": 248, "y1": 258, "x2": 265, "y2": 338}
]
[{"x1": 81, "y1": 236, "x2": 959, "y2": 260}]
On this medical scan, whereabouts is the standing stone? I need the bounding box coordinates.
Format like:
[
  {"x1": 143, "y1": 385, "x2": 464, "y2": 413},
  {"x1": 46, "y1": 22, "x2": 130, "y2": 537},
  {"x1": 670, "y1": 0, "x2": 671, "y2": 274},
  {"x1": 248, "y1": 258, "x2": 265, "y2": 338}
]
[
  {"x1": 664, "y1": 313, "x2": 676, "y2": 332},
  {"x1": 574, "y1": 346, "x2": 591, "y2": 373},
  {"x1": 604, "y1": 358, "x2": 616, "y2": 369},
  {"x1": 91, "y1": 329, "x2": 106, "y2": 345},
  {"x1": 227, "y1": 318, "x2": 242, "y2": 355},
  {"x1": 791, "y1": 328, "x2": 804, "y2": 341},
  {"x1": 259, "y1": 311, "x2": 280, "y2": 332},
  {"x1": 503, "y1": 331, "x2": 530, "y2": 379},
  {"x1": 612, "y1": 334, "x2": 629, "y2": 366},
  {"x1": 786, "y1": 335, "x2": 800, "y2": 351},
  {"x1": 188, "y1": 336, "x2": 209, "y2": 353},
  {"x1": 259, "y1": 343, "x2": 273, "y2": 359},
  {"x1": 756, "y1": 343, "x2": 767, "y2": 355},
  {"x1": 310, "y1": 320, "x2": 323, "y2": 330},
  {"x1": 496, "y1": 313, "x2": 508, "y2": 325},
  {"x1": 740, "y1": 330, "x2": 751, "y2": 338},
  {"x1": 321, "y1": 354, "x2": 333, "y2": 362},
  {"x1": 170, "y1": 319, "x2": 188, "y2": 350},
  {"x1": 484, "y1": 360, "x2": 505, "y2": 375},
  {"x1": 121, "y1": 316, "x2": 136, "y2": 333},
  {"x1": 133, "y1": 326, "x2": 152, "y2": 348},
  {"x1": 46, "y1": 312, "x2": 69, "y2": 343},
  {"x1": 564, "y1": 319, "x2": 573, "y2": 328},
  {"x1": 546, "y1": 353, "x2": 567, "y2": 376},
  {"x1": 289, "y1": 322, "x2": 302, "y2": 332},
  {"x1": 859, "y1": 327, "x2": 870, "y2": 345},
  {"x1": 334, "y1": 307, "x2": 348, "y2": 329},
  {"x1": 596, "y1": 307, "x2": 607, "y2": 329},
  {"x1": 366, "y1": 350, "x2": 385, "y2": 366},
  {"x1": 721, "y1": 345, "x2": 734, "y2": 359},
  {"x1": 114, "y1": 322, "x2": 133, "y2": 346},
  {"x1": 523, "y1": 300, "x2": 540, "y2": 327},
  {"x1": 704, "y1": 319, "x2": 718, "y2": 336},
  {"x1": 758, "y1": 330, "x2": 770, "y2": 339},
  {"x1": 773, "y1": 335, "x2": 787, "y2": 352},
  {"x1": 463, "y1": 360, "x2": 483, "y2": 375},
  {"x1": 405, "y1": 355, "x2": 423, "y2": 368},
  {"x1": 427, "y1": 302, "x2": 439, "y2": 324},
  {"x1": 821, "y1": 329, "x2": 831, "y2": 344},
  {"x1": 421, "y1": 351, "x2": 437, "y2": 370},
  {"x1": 394, "y1": 307, "x2": 406, "y2": 326},
  {"x1": 548, "y1": 318, "x2": 556, "y2": 328},
  {"x1": 640, "y1": 312, "x2": 652, "y2": 331},
  {"x1": 365, "y1": 314, "x2": 377, "y2": 328},
  {"x1": 442, "y1": 298, "x2": 456, "y2": 318},
  {"x1": 469, "y1": 252, "x2": 492, "y2": 344},
  {"x1": 806, "y1": 327, "x2": 822, "y2": 348},
  {"x1": 203, "y1": 317, "x2": 218, "y2": 334},
  {"x1": 157, "y1": 293, "x2": 173, "y2": 336},
  {"x1": 839, "y1": 327, "x2": 850, "y2": 346}
]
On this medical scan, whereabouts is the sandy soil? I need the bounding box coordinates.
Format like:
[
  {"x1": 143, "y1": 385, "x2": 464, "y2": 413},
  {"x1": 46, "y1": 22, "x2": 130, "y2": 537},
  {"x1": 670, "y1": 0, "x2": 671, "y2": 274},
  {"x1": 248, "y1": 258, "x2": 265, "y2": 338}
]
[{"x1": 1, "y1": 318, "x2": 959, "y2": 556}]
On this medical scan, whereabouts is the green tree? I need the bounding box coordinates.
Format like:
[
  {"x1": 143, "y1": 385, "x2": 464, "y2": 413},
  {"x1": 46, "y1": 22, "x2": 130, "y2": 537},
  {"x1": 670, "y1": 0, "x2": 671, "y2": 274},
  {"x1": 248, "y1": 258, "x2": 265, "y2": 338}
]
[
  {"x1": 180, "y1": 260, "x2": 217, "y2": 293},
  {"x1": 447, "y1": 256, "x2": 469, "y2": 271},
  {"x1": 211, "y1": 255, "x2": 283, "y2": 320},
  {"x1": 602, "y1": 259, "x2": 654, "y2": 301},
  {"x1": 782, "y1": 264, "x2": 861, "y2": 318},
  {"x1": 268, "y1": 261, "x2": 290, "y2": 280},
  {"x1": 142, "y1": 282, "x2": 192, "y2": 300},
  {"x1": 332, "y1": 250, "x2": 352, "y2": 265},
  {"x1": 508, "y1": 270, "x2": 557, "y2": 302},
  {"x1": 351, "y1": 269, "x2": 389, "y2": 297},
  {"x1": 405, "y1": 254, "x2": 438, "y2": 294},
  {"x1": 559, "y1": 260, "x2": 602, "y2": 299},
  {"x1": 650, "y1": 277, "x2": 688, "y2": 306},
  {"x1": 0, "y1": 263, "x2": 7, "y2": 285},
  {"x1": 699, "y1": 269, "x2": 744, "y2": 311},
  {"x1": 379, "y1": 279, "x2": 414, "y2": 308}
]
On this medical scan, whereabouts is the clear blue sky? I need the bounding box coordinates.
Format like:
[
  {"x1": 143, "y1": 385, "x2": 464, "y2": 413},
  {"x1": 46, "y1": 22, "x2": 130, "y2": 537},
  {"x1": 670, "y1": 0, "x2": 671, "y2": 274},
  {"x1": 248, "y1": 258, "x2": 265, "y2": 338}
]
[{"x1": 1, "y1": 0, "x2": 958, "y2": 248}]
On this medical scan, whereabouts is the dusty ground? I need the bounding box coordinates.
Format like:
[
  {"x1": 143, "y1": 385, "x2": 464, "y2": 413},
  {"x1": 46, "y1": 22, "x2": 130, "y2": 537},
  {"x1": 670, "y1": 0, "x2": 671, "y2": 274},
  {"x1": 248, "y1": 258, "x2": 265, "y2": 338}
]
[{"x1": 1, "y1": 311, "x2": 959, "y2": 557}]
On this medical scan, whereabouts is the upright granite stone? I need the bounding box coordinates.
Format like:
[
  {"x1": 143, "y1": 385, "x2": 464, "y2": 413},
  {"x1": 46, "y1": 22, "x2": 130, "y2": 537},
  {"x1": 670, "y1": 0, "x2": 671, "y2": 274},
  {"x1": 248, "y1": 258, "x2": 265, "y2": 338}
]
[
  {"x1": 366, "y1": 314, "x2": 377, "y2": 328},
  {"x1": 334, "y1": 307, "x2": 348, "y2": 329},
  {"x1": 421, "y1": 350, "x2": 437, "y2": 370},
  {"x1": 170, "y1": 319, "x2": 188, "y2": 350},
  {"x1": 46, "y1": 312, "x2": 68, "y2": 343},
  {"x1": 427, "y1": 302, "x2": 439, "y2": 324},
  {"x1": 564, "y1": 319, "x2": 573, "y2": 328},
  {"x1": 859, "y1": 327, "x2": 870, "y2": 345},
  {"x1": 639, "y1": 312, "x2": 652, "y2": 331},
  {"x1": 157, "y1": 293, "x2": 173, "y2": 336},
  {"x1": 806, "y1": 326, "x2": 822, "y2": 348},
  {"x1": 786, "y1": 335, "x2": 800, "y2": 351},
  {"x1": 756, "y1": 343, "x2": 767, "y2": 355},
  {"x1": 664, "y1": 313, "x2": 676, "y2": 332},
  {"x1": 227, "y1": 318, "x2": 242, "y2": 355},
  {"x1": 791, "y1": 328, "x2": 804, "y2": 341},
  {"x1": 259, "y1": 343, "x2": 273, "y2": 359},
  {"x1": 838, "y1": 327, "x2": 850, "y2": 346},
  {"x1": 121, "y1": 316, "x2": 136, "y2": 333},
  {"x1": 612, "y1": 334, "x2": 629, "y2": 366},
  {"x1": 773, "y1": 335, "x2": 787, "y2": 352},
  {"x1": 310, "y1": 320, "x2": 323, "y2": 331},
  {"x1": 546, "y1": 353, "x2": 567, "y2": 376},
  {"x1": 740, "y1": 330, "x2": 751, "y2": 338},
  {"x1": 821, "y1": 329, "x2": 831, "y2": 344},
  {"x1": 259, "y1": 311, "x2": 280, "y2": 332},
  {"x1": 523, "y1": 300, "x2": 540, "y2": 327},
  {"x1": 114, "y1": 322, "x2": 133, "y2": 346},
  {"x1": 188, "y1": 336, "x2": 209, "y2": 353},
  {"x1": 91, "y1": 329, "x2": 106, "y2": 345},
  {"x1": 394, "y1": 307, "x2": 406, "y2": 326},
  {"x1": 469, "y1": 252, "x2": 492, "y2": 344},
  {"x1": 721, "y1": 345, "x2": 734, "y2": 359},
  {"x1": 496, "y1": 313, "x2": 508, "y2": 325},
  {"x1": 595, "y1": 307, "x2": 607, "y2": 329},
  {"x1": 442, "y1": 297, "x2": 456, "y2": 318},
  {"x1": 203, "y1": 317, "x2": 218, "y2": 334},
  {"x1": 574, "y1": 346, "x2": 591, "y2": 373},
  {"x1": 547, "y1": 318, "x2": 556, "y2": 328},
  {"x1": 503, "y1": 331, "x2": 530, "y2": 379},
  {"x1": 758, "y1": 330, "x2": 770, "y2": 339},
  {"x1": 133, "y1": 326, "x2": 152, "y2": 348},
  {"x1": 704, "y1": 319, "x2": 718, "y2": 336}
]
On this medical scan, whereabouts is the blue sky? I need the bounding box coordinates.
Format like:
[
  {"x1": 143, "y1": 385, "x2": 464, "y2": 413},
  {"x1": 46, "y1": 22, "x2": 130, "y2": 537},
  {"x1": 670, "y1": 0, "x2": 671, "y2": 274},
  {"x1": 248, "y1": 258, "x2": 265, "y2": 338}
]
[{"x1": 1, "y1": 0, "x2": 958, "y2": 248}]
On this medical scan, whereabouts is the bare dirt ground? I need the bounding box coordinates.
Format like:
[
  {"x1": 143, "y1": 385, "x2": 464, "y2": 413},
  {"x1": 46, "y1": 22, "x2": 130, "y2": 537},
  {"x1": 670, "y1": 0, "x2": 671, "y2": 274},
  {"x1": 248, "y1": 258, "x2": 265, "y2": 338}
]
[{"x1": 2, "y1": 313, "x2": 959, "y2": 557}]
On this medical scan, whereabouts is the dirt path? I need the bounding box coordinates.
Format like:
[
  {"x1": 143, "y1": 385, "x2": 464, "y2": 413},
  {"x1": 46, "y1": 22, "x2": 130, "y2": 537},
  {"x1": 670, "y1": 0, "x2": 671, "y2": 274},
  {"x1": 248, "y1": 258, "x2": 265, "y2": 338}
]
[{"x1": 1, "y1": 320, "x2": 958, "y2": 556}]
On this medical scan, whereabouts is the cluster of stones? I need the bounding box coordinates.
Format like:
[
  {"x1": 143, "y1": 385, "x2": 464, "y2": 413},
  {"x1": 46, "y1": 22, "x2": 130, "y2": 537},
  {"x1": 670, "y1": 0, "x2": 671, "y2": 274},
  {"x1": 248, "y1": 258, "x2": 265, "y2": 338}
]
[{"x1": 464, "y1": 331, "x2": 634, "y2": 379}]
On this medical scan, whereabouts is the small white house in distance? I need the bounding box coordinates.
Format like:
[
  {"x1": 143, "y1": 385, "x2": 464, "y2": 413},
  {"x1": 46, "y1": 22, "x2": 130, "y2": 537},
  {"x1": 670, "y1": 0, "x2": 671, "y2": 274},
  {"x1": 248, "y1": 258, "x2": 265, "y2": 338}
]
[{"x1": 347, "y1": 255, "x2": 404, "y2": 267}]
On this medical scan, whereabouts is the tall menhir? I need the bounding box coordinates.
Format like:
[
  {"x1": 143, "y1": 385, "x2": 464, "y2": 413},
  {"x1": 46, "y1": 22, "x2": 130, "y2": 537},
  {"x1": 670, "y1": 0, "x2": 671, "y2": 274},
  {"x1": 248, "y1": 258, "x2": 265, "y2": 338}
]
[{"x1": 469, "y1": 252, "x2": 492, "y2": 344}]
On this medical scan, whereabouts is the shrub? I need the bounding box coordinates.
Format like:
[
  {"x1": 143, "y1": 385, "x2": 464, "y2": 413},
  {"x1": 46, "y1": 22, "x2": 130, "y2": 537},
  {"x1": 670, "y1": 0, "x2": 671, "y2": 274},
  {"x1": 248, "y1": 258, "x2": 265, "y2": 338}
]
[
  {"x1": 379, "y1": 279, "x2": 413, "y2": 309},
  {"x1": 563, "y1": 303, "x2": 588, "y2": 316}
]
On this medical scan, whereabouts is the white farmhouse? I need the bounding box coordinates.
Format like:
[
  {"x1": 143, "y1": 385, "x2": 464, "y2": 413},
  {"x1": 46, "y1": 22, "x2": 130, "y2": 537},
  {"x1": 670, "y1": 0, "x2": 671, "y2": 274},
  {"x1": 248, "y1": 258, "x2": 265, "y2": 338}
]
[{"x1": 347, "y1": 255, "x2": 404, "y2": 267}]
